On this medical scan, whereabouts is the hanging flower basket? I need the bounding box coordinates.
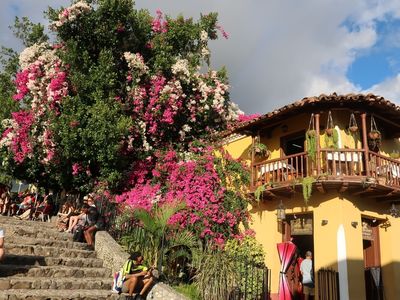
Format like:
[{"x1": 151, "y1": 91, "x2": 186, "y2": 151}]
[
  {"x1": 368, "y1": 130, "x2": 381, "y2": 140},
  {"x1": 325, "y1": 128, "x2": 334, "y2": 136},
  {"x1": 252, "y1": 143, "x2": 270, "y2": 158},
  {"x1": 306, "y1": 129, "x2": 316, "y2": 137},
  {"x1": 348, "y1": 113, "x2": 358, "y2": 133},
  {"x1": 325, "y1": 111, "x2": 334, "y2": 136},
  {"x1": 349, "y1": 126, "x2": 358, "y2": 133}
]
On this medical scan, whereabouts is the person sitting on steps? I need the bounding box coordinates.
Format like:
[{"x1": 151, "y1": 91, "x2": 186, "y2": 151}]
[
  {"x1": 122, "y1": 251, "x2": 154, "y2": 300},
  {"x1": 0, "y1": 228, "x2": 4, "y2": 261}
]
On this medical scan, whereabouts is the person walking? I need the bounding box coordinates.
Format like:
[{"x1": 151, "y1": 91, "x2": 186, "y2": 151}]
[{"x1": 300, "y1": 251, "x2": 314, "y2": 300}]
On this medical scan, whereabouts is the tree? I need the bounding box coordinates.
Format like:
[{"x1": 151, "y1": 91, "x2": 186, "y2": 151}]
[{"x1": 0, "y1": 0, "x2": 242, "y2": 193}]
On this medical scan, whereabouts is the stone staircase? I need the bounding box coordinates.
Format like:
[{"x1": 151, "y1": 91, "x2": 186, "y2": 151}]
[{"x1": 0, "y1": 215, "x2": 120, "y2": 300}]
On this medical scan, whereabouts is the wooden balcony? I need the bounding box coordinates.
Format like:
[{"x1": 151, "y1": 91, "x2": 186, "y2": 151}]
[{"x1": 252, "y1": 149, "x2": 400, "y2": 201}]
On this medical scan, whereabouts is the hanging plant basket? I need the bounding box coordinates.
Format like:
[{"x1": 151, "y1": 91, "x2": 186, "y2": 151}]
[
  {"x1": 325, "y1": 111, "x2": 334, "y2": 136},
  {"x1": 306, "y1": 114, "x2": 317, "y2": 161},
  {"x1": 348, "y1": 113, "x2": 358, "y2": 133},
  {"x1": 368, "y1": 130, "x2": 381, "y2": 140},
  {"x1": 306, "y1": 129, "x2": 316, "y2": 137},
  {"x1": 250, "y1": 136, "x2": 270, "y2": 158},
  {"x1": 368, "y1": 116, "x2": 381, "y2": 150},
  {"x1": 325, "y1": 128, "x2": 334, "y2": 136}
]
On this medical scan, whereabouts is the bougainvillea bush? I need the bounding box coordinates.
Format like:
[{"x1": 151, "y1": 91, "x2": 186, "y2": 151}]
[
  {"x1": 0, "y1": 0, "x2": 242, "y2": 191},
  {"x1": 116, "y1": 146, "x2": 250, "y2": 243},
  {"x1": 0, "y1": 0, "x2": 258, "y2": 246}
]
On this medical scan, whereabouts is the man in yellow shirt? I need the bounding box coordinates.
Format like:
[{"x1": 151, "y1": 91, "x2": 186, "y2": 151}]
[{"x1": 122, "y1": 251, "x2": 154, "y2": 300}]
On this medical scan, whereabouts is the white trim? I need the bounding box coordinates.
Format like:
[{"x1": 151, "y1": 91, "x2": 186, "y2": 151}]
[{"x1": 337, "y1": 224, "x2": 349, "y2": 300}]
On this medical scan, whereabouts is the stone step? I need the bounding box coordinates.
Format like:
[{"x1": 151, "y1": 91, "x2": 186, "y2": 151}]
[
  {"x1": 6, "y1": 236, "x2": 90, "y2": 250},
  {"x1": 3, "y1": 254, "x2": 104, "y2": 268},
  {"x1": 0, "y1": 289, "x2": 121, "y2": 300},
  {"x1": 1, "y1": 224, "x2": 73, "y2": 241},
  {"x1": 5, "y1": 244, "x2": 96, "y2": 259},
  {"x1": 0, "y1": 264, "x2": 111, "y2": 279},
  {"x1": 0, "y1": 277, "x2": 112, "y2": 291},
  {"x1": 0, "y1": 215, "x2": 55, "y2": 228}
]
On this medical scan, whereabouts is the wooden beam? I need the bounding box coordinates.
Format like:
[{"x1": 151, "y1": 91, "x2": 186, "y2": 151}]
[
  {"x1": 316, "y1": 182, "x2": 326, "y2": 194},
  {"x1": 351, "y1": 187, "x2": 374, "y2": 196},
  {"x1": 338, "y1": 182, "x2": 349, "y2": 193}
]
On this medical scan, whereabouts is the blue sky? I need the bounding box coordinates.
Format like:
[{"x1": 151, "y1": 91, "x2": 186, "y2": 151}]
[{"x1": 1, "y1": 0, "x2": 400, "y2": 114}]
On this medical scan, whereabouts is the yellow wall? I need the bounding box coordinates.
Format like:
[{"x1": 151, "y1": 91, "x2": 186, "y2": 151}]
[
  {"x1": 246, "y1": 193, "x2": 400, "y2": 300},
  {"x1": 223, "y1": 111, "x2": 400, "y2": 299}
]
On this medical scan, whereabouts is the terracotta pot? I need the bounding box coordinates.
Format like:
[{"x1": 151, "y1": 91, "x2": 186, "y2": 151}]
[
  {"x1": 349, "y1": 126, "x2": 358, "y2": 133},
  {"x1": 307, "y1": 130, "x2": 316, "y2": 137},
  {"x1": 326, "y1": 128, "x2": 334, "y2": 136},
  {"x1": 368, "y1": 131, "x2": 381, "y2": 140}
]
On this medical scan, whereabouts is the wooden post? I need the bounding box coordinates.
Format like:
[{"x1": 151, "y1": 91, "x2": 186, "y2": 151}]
[
  {"x1": 251, "y1": 134, "x2": 255, "y2": 187},
  {"x1": 315, "y1": 113, "x2": 321, "y2": 176},
  {"x1": 361, "y1": 113, "x2": 370, "y2": 176}
]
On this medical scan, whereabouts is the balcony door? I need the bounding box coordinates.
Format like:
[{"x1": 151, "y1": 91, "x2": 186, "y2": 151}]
[
  {"x1": 281, "y1": 131, "x2": 305, "y2": 157},
  {"x1": 281, "y1": 131, "x2": 306, "y2": 177}
]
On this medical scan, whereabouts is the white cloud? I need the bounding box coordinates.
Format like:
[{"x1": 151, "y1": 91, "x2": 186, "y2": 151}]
[
  {"x1": 2, "y1": 0, "x2": 400, "y2": 113},
  {"x1": 366, "y1": 74, "x2": 400, "y2": 104}
]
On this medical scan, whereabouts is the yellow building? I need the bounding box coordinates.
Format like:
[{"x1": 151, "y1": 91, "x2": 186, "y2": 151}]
[{"x1": 223, "y1": 93, "x2": 400, "y2": 300}]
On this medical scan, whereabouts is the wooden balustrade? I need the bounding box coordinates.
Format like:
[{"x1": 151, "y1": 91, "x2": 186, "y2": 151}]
[
  {"x1": 252, "y1": 149, "x2": 400, "y2": 189},
  {"x1": 252, "y1": 152, "x2": 309, "y2": 187},
  {"x1": 320, "y1": 148, "x2": 364, "y2": 177},
  {"x1": 369, "y1": 152, "x2": 400, "y2": 187}
]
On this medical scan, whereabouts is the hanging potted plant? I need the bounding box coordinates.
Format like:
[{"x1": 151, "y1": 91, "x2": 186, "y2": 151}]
[
  {"x1": 249, "y1": 136, "x2": 270, "y2": 159},
  {"x1": 325, "y1": 111, "x2": 334, "y2": 136},
  {"x1": 306, "y1": 113, "x2": 317, "y2": 161},
  {"x1": 348, "y1": 113, "x2": 358, "y2": 133},
  {"x1": 324, "y1": 111, "x2": 339, "y2": 149},
  {"x1": 368, "y1": 116, "x2": 381, "y2": 150}
]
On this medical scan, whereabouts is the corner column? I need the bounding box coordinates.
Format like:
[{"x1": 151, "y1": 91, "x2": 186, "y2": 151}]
[
  {"x1": 315, "y1": 113, "x2": 321, "y2": 175},
  {"x1": 361, "y1": 113, "x2": 370, "y2": 176}
]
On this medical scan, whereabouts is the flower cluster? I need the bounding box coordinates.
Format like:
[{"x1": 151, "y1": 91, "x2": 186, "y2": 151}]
[
  {"x1": 151, "y1": 9, "x2": 168, "y2": 34},
  {"x1": 1, "y1": 42, "x2": 68, "y2": 164},
  {"x1": 51, "y1": 1, "x2": 92, "y2": 29},
  {"x1": 116, "y1": 148, "x2": 250, "y2": 244},
  {"x1": 124, "y1": 52, "x2": 149, "y2": 80}
]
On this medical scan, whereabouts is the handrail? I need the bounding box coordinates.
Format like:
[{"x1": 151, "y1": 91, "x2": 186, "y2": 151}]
[
  {"x1": 369, "y1": 151, "x2": 400, "y2": 164},
  {"x1": 253, "y1": 152, "x2": 307, "y2": 167}
]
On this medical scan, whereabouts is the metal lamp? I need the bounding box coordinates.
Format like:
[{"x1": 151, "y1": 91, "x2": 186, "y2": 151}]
[{"x1": 277, "y1": 200, "x2": 286, "y2": 221}]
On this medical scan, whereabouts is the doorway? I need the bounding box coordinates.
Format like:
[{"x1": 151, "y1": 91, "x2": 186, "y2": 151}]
[
  {"x1": 283, "y1": 214, "x2": 314, "y2": 300},
  {"x1": 362, "y1": 217, "x2": 383, "y2": 300}
]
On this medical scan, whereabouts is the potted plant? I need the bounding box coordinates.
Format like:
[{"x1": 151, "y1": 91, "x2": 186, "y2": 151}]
[
  {"x1": 368, "y1": 116, "x2": 381, "y2": 150},
  {"x1": 249, "y1": 137, "x2": 270, "y2": 159},
  {"x1": 325, "y1": 111, "x2": 334, "y2": 136},
  {"x1": 368, "y1": 130, "x2": 381, "y2": 140},
  {"x1": 349, "y1": 113, "x2": 358, "y2": 133},
  {"x1": 306, "y1": 129, "x2": 317, "y2": 161}
]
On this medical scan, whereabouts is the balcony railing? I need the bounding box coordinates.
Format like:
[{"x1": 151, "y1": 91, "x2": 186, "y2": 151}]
[{"x1": 252, "y1": 148, "x2": 400, "y2": 190}]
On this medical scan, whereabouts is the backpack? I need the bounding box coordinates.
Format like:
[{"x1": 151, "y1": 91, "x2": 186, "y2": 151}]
[
  {"x1": 111, "y1": 270, "x2": 124, "y2": 294},
  {"x1": 111, "y1": 259, "x2": 133, "y2": 294}
]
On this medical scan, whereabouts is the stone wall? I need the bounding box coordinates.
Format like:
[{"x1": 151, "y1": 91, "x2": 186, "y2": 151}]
[{"x1": 95, "y1": 231, "x2": 189, "y2": 300}]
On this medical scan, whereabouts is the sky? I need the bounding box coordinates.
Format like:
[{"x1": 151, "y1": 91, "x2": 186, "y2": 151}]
[{"x1": 1, "y1": 1, "x2": 400, "y2": 114}]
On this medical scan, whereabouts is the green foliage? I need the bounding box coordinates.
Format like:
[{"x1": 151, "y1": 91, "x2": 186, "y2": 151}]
[
  {"x1": 194, "y1": 250, "x2": 238, "y2": 300},
  {"x1": 306, "y1": 130, "x2": 317, "y2": 161},
  {"x1": 173, "y1": 284, "x2": 201, "y2": 300},
  {"x1": 225, "y1": 236, "x2": 266, "y2": 298},
  {"x1": 10, "y1": 17, "x2": 48, "y2": 47},
  {"x1": 302, "y1": 176, "x2": 315, "y2": 204},
  {"x1": 324, "y1": 129, "x2": 339, "y2": 149},
  {"x1": 254, "y1": 184, "x2": 266, "y2": 202},
  {"x1": 120, "y1": 202, "x2": 192, "y2": 268},
  {"x1": 249, "y1": 142, "x2": 269, "y2": 158}
]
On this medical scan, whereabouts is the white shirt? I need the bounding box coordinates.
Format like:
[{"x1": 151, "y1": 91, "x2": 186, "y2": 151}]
[
  {"x1": 300, "y1": 258, "x2": 313, "y2": 284},
  {"x1": 0, "y1": 229, "x2": 4, "y2": 238}
]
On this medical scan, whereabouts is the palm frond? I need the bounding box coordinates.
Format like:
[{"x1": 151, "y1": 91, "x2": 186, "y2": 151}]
[
  {"x1": 134, "y1": 208, "x2": 160, "y2": 234},
  {"x1": 157, "y1": 201, "x2": 186, "y2": 230}
]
